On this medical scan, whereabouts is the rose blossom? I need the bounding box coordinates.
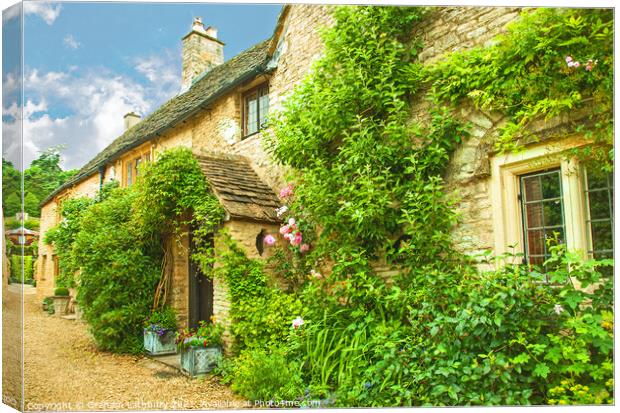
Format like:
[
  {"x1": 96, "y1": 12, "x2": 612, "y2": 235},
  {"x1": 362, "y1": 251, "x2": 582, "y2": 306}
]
[
  {"x1": 300, "y1": 243, "x2": 310, "y2": 253},
  {"x1": 264, "y1": 235, "x2": 276, "y2": 246},
  {"x1": 292, "y1": 316, "x2": 305, "y2": 329}
]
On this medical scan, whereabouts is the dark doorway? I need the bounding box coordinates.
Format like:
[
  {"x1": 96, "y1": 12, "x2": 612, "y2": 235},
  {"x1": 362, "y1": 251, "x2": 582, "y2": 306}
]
[{"x1": 188, "y1": 229, "x2": 214, "y2": 329}]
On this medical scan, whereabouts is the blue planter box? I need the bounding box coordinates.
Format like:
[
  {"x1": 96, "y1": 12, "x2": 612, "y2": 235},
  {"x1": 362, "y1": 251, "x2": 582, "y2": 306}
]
[
  {"x1": 180, "y1": 346, "x2": 221, "y2": 377},
  {"x1": 144, "y1": 330, "x2": 177, "y2": 356}
]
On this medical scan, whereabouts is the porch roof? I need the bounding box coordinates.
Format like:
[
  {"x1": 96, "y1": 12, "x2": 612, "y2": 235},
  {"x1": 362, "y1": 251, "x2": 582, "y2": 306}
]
[{"x1": 196, "y1": 153, "x2": 280, "y2": 223}]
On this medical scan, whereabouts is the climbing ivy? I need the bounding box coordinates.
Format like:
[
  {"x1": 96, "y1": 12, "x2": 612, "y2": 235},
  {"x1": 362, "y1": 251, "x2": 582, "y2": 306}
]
[{"x1": 425, "y1": 8, "x2": 613, "y2": 165}]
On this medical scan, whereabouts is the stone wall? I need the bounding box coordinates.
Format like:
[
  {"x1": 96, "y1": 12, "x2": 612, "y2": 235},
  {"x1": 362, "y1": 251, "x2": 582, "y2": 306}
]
[{"x1": 408, "y1": 7, "x2": 522, "y2": 259}]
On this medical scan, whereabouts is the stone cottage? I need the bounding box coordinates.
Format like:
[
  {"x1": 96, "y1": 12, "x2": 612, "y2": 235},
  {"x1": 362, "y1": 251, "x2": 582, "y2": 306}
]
[{"x1": 37, "y1": 5, "x2": 613, "y2": 335}]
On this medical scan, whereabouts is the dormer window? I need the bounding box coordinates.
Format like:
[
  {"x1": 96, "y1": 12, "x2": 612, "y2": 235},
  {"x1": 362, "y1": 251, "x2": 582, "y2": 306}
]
[{"x1": 243, "y1": 84, "x2": 269, "y2": 138}]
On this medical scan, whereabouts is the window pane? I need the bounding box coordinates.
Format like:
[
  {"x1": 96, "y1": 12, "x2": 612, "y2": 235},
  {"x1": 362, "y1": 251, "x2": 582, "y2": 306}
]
[
  {"x1": 523, "y1": 176, "x2": 542, "y2": 202},
  {"x1": 525, "y1": 202, "x2": 543, "y2": 228},
  {"x1": 246, "y1": 93, "x2": 258, "y2": 135},
  {"x1": 591, "y1": 220, "x2": 613, "y2": 252},
  {"x1": 588, "y1": 190, "x2": 611, "y2": 219},
  {"x1": 126, "y1": 161, "x2": 133, "y2": 186},
  {"x1": 259, "y1": 92, "x2": 269, "y2": 129},
  {"x1": 587, "y1": 167, "x2": 611, "y2": 190},
  {"x1": 526, "y1": 229, "x2": 545, "y2": 256},
  {"x1": 543, "y1": 200, "x2": 563, "y2": 227},
  {"x1": 541, "y1": 173, "x2": 561, "y2": 198}
]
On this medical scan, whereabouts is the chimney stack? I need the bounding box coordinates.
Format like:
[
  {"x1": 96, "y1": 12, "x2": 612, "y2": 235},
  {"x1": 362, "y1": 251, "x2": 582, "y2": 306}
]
[
  {"x1": 181, "y1": 17, "x2": 224, "y2": 91},
  {"x1": 124, "y1": 112, "x2": 141, "y2": 130}
]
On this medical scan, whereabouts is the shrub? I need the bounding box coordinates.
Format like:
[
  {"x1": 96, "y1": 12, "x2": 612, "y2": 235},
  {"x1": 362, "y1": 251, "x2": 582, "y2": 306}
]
[
  {"x1": 10, "y1": 255, "x2": 34, "y2": 282},
  {"x1": 74, "y1": 187, "x2": 160, "y2": 354},
  {"x1": 54, "y1": 287, "x2": 70, "y2": 296},
  {"x1": 144, "y1": 306, "x2": 177, "y2": 334},
  {"x1": 226, "y1": 346, "x2": 305, "y2": 403}
]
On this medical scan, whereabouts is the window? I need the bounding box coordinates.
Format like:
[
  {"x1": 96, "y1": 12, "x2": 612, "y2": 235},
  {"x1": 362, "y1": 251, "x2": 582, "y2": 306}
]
[
  {"x1": 519, "y1": 169, "x2": 566, "y2": 267},
  {"x1": 126, "y1": 160, "x2": 133, "y2": 186},
  {"x1": 584, "y1": 167, "x2": 614, "y2": 260},
  {"x1": 491, "y1": 139, "x2": 614, "y2": 276},
  {"x1": 243, "y1": 84, "x2": 269, "y2": 137},
  {"x1": 124, "y1": 152, "x2": 151, "y2": 187},
  {"x1": 135, "y1": 157, "x2": 142, "y2": 177}
]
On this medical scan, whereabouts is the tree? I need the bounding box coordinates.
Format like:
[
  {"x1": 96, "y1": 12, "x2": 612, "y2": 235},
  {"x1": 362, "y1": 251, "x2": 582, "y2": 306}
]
[{"x1": 24, "y1": 192, "x2": 40, "y2": 217}]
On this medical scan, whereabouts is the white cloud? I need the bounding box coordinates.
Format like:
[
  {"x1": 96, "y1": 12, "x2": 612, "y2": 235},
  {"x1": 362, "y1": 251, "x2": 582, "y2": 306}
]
[
  {"x1": 2, "y1": 49, "x2": 181, "y2": 170},
  {"x1": 23, "y1": 1, "x2": 62, "y2": 25},
  {"x1": 133, "y1": 48, "x2": 181, "y2": 102},
  {"x1": 63, "y1": 34, "x2": 81, "y2": 50}
]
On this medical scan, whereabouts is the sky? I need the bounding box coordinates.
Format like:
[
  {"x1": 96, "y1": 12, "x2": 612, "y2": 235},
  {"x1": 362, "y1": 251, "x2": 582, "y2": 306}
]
[{"x1": 2, "y1": 0, "x2": 282, "y2": 171}]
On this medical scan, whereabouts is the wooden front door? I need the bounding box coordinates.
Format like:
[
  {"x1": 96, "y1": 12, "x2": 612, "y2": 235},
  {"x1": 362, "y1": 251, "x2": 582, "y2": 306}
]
[{"x1": 188, "y1": 230, "x2": 214, "y2": 329}]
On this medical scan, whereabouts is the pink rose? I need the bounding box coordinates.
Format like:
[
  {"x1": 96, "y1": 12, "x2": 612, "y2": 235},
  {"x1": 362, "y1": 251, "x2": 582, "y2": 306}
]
[
  {"x1": 292, "y1": 317, "x2": 304, "y2": 329},
  {"x1": 291, "y1": 231, "x2": 303, "y2": 246},
  {"x1": 300, "y1": 243, "x2": 310, "y2": 253},
  {"x1": 279, "y1": 225, "x2": 290, "y2": 235},
  {"x1": 567, "y1": 61, "x2": 575, "y2": 68},
  {"x1": 283, "y1": 233, "x2": 293, "y2": 241},
  {"x1": 573, "y1": 61, "x2": 580, "y2": 68},
  {"x1": 565, "y1": 55, "x2": 573, "y2": 63},
  {"x1": 279, "y1": 184, "x2": 294, "y2": 199},
  {"x1": 288, "y1": 217, "x2": 296, "y2": 226},
  {"x1": 263, "y1": 235, "x2": 276, "y2": 246}
]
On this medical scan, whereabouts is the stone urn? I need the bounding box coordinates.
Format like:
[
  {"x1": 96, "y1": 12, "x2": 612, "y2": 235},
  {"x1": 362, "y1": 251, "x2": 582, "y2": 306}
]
[{"x1": 52, "y1": 296, "x2": 71, "y2": 316}]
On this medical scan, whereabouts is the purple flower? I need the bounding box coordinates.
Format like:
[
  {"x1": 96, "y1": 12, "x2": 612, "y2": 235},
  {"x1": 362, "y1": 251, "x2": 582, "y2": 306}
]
[{"x1": 264, "y1": 234, "x2": 276, "y2": 246}]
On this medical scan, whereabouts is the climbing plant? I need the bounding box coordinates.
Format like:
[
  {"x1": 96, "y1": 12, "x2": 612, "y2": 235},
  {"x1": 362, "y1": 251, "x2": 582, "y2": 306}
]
[
  {"x1": 244, "y1": 5, "x2": 614, "y2": 407},
  {"x1": 47, "y1": 148, "x2": 225, "y2": 353},
  {"x1": 425, "y1": 8, "x2": 613, "y2": 165}
]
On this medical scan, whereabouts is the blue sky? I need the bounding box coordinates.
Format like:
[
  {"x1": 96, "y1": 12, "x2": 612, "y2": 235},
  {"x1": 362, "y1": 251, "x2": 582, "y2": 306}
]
[{"x1": 3, "y1": 1, "x2": 282, "y2": 170}]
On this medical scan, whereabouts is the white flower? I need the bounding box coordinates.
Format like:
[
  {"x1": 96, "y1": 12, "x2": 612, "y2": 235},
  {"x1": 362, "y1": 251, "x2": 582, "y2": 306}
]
[
  {"x1": 554, "y1": 304, "x2": 564, "y2": 315},
  {"x1": 276, "y1": 205, "x2": 288, "y2": 217},
  {"x1": 292, "y1": 316, "x2": 305, "y2": 329}
]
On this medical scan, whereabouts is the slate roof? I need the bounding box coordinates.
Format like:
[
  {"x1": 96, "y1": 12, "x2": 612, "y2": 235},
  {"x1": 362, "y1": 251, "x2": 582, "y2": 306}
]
[
  {"x1": 42, "y1": 38, "x2": 272, "y2": 206},
  {"x1": 196, "y1": 153, "x2": 280, "y2": 222}
]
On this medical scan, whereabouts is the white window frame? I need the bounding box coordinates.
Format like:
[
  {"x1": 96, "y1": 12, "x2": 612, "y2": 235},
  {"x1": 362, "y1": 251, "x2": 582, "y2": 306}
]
[{"x1": 490, "y1": 137, "x2": 592, "y2": 264}]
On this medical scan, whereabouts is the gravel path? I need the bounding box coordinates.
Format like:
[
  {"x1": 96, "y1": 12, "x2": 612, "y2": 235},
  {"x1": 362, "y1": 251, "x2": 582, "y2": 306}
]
[{"x1": 22, "y1": 291, "x2": 248, "y2": 411}]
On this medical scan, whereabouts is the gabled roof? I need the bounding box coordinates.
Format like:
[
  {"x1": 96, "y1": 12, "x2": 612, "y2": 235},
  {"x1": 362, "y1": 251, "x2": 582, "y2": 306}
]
[
  {"x1": 42, "y1": 38, "x2": 272, "y2": 206},
  {"x1": 197, "y1": 153, "x2": 280, "y2": 223}
]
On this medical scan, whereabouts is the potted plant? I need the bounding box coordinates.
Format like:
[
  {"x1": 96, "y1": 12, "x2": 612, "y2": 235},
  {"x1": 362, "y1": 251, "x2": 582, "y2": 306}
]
[
  {"x1": 176, "y1": 320, "x2": 224, "y2": 377},
  {"x1": 52, "y1": 287, "x2": 71, "y2": 316},
  {"x1": 143, "y1": 307, "x2": 177, "y2": 356}
]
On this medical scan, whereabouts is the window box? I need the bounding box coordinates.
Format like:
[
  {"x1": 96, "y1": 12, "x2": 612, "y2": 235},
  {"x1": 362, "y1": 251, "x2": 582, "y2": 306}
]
[
  {"x1": 179, "y1": 345, "x2": 221, "y2": 377},
  {"x1": 143, "y1": 330, "x2": 177, "y2": 356}
]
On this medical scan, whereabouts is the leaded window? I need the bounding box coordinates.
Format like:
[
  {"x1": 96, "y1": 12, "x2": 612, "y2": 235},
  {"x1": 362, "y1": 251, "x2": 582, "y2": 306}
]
[
  {"x1": 584, "y1": 167, "x2": 614, "y2": 261},
  {"x1": 519, "y1": 169, "x2": 566, "y2": 268}
]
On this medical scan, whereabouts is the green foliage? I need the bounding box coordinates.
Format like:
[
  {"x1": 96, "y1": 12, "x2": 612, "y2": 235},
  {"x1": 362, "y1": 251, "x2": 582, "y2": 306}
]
[
  {"x1": 9, "y1": 255, "x2": 34, "y2": 283},
  {"x1": 144, "y1": 307, "x2": 177, "y2": 331},
  {"x1": 426, "y1": 8, "x2": 613, "y2": 163},
  {"x1": 217, "y1": 235, "x2": 303, "y2": 351},
  {"x1": 224, "y1": 346, "x2": 305, "y2": 402},
  {"x1": 46, "y1": 149, "x2": 224, "y2": 354},
  {"x1": 133, "y1": 148, "x2": 225, "y2": 275},
  {"x1": 4, "y1": 216, "x2": 40, "y2": 231},
  {"x1": 54, "y1": 287, "x2": 69, "y2": 296},
  {"x1": 73, "y1": 186, "x2": 160, "y2": 354},
  {"x1": 45, "y1": 196, "x2": 96, "y2": 288},
  {"x1": 176, "y1": 321, "x2": 224, "y2": 350},
  {"x1": 2, "y1": 147, "x2": 77, "y2": 218}
]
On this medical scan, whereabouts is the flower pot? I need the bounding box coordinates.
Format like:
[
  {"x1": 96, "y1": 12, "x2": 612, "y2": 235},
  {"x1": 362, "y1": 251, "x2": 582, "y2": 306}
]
[
  {"x1": 143, "y1": 330, "x2": 177, "y2": 356},
  {"x1": 52, "y1": 296, "x2": 71, "y2": 316},
  {"x1": 180, "y1": 346, "x2": 221, "y2": 377}
]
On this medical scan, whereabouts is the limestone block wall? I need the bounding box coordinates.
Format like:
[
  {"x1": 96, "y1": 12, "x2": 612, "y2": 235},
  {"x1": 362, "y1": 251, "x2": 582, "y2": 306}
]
[
  {"x1": 167, "y1": 230, "x2": 190, "y2": 330},
  {"x1": 35, "y1": 172, "x2": 102, "y2": 301},
  {"x1": 408, "y1": 7, "x2": 522, "y2": 259}
]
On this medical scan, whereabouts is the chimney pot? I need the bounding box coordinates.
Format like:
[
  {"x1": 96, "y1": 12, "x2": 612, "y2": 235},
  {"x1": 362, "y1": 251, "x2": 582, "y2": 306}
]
[{"x1": 124, "y1": 111, "x2": 141, "y2": 130}]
